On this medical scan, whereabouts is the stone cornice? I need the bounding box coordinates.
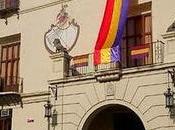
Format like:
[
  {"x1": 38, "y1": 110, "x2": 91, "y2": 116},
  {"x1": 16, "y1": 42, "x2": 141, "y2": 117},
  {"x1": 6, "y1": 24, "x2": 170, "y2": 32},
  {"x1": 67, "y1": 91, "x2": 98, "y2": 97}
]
[
  {"x1": 23, "y1": 97, "x2": 48, "y2": 104},
  {"x1": 48, "y1": 74, "x2": 95, "y2": 85},
  {"x1": 50, "y1": 51, "x2": 72, "y2": 60},
  {"x1": 162, "y1": 31, "x2": 175, "y2": 39},
  {"x1": 122, "y1": 62, "x2": 175, "y2": 76},
  {"x1": 21, "y1": 91, "x2": 50, "y2": 98},
  {"x1": 48, "y1": 62, "x2": 175, "y2": 85},
  {"x1": 19, "y1": 0, "x2": 73, "y2": 15}
]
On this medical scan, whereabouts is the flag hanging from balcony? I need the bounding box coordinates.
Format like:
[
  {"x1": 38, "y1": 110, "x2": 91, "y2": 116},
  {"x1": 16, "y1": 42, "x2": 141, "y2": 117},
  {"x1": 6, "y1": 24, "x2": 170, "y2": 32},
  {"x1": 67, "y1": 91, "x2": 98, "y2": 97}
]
[
  {"x1": 94, "y1": 0, "x2": 129, "y2": 65},
  {"x1": 130, "y1": 44, "x2": 150, "y2": 59},
  {"x1": 72, "y1": 54, "x2": 89, "y2": 67}
]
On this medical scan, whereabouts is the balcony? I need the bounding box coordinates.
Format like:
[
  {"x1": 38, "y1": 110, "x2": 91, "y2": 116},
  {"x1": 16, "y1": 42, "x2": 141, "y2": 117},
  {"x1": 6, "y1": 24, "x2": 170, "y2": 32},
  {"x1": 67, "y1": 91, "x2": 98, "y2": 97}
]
[
  {"x1": 0, "y1": 76, "x2": 23, "y2": 93},
  {"x1": 68, "y1": 41, "x2": 164, "y2": 77},
  {"x1": 0, "y1": 0, "x2": 19, "y2": 24}
]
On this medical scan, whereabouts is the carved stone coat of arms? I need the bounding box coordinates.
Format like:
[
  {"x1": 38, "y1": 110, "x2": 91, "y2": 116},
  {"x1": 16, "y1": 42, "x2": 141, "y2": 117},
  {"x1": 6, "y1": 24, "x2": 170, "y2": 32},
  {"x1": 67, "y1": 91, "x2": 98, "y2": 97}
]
[{"x1": 44, "y1": 4, "x2": 80, "y2": 54}]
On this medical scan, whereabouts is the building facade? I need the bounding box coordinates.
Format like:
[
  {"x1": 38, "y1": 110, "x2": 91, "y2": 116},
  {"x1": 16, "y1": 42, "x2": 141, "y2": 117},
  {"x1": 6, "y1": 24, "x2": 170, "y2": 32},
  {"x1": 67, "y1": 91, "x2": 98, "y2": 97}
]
[{"x1": 0, "y1": 0, "x2": 175, "y2": 130}]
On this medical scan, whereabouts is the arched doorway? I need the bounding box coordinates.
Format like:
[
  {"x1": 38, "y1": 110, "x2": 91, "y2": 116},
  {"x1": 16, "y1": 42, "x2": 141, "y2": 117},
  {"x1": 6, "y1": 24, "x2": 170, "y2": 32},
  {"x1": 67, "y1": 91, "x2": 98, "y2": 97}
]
[{"x1": 82, "y1": 104, "x2": 145, "y2": 130}]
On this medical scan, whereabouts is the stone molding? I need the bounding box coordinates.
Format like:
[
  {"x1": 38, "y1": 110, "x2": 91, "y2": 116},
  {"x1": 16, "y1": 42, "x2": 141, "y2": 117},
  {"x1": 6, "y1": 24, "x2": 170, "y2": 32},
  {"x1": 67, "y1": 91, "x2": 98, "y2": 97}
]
[
  {"x1": 49, "y1": 51, "x2": 71, "y2": 60},
  {"x1": 20, "y1": 91, "x2": 50, "y2": 105},
  {"x1": 162, "y1": 31, "x2": 175, "y2": 39},
  {"x1": 20, "y1": 0, "x2": 73, "y2": 15},
  {"x1": 48, "y1": 62, "x2": 175, "y2": 85},
  {"x1": 21, "y1": 91, "x2": 50, "y2": 98},
  {"x1": 22, "y1": 97, "x2": 48, "y2": 104}
]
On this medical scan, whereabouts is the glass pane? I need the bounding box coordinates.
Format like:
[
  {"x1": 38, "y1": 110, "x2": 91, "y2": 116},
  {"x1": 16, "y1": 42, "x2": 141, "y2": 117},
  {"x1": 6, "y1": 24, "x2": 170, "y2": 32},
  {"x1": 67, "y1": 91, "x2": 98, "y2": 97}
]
[
  {"x1": 13, "y1": 61, "x2": 18, "y2": 84},
  {"x1": 8, "y1": 46, "x2": 13, "y2": 60},
  {"x1": 136, "y1": 37, "x2": 142, "y2": 45},
  {"x1": 4, "y1": 118, "x2": 11, "y2": 130},
  {"x1": 2, "y1": 47, "x2": 7, "y2": 61},
  {"x1": 0, "y1": 120, "x2": 3, "y2": 130},
  {"x1": 136, "y1": 17, "x2": 142, "y2": 35},
  {"x1": 13, "y1": 45, "x2": 19, "y2": 58},
  {"x1": 11, "y1": 0, "x2": 17, "y2": 7},
  {"x1": 128, "y1": 38, "x2": 135, "y2": 47},
  {"x1": 1, "y1": 63, "x2": 6, "y2": 78},
  {"x1": 13, "y1": 61, "x2": 18, "y2": 77},
  {"x1": 127, "y1": 19, "x2": 135, "y2": 36},
  {"x1": 7, "y1": 62, "x2": 12, "y2": 86},
  {"x1": 5, "y1": 0, "x2": 12, "y2": 8},
  {"x1": 145, "y1": 16, "x2": 151, "y2": 33}
]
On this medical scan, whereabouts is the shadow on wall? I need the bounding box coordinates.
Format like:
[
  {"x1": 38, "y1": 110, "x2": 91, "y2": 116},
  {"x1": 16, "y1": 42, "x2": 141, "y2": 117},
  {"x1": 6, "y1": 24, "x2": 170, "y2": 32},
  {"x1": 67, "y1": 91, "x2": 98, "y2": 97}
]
[{"x1": 170, "y1": 107, "x2": 175, "y2": 122}]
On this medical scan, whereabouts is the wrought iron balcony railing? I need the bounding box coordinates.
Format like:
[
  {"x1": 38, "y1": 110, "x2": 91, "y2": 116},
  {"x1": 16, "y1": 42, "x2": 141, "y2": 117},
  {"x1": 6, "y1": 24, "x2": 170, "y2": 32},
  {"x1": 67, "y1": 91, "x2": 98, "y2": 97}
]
[
  {"x1": 69, "y1": 40, "x2": 164, "y2": 77},
  {"x1": 121, "y1": 40, "x2": 165, "y2": 68},
  {"x1": 0, "y1": 0, "x2": 19, "y2": 11},
  {"x1": 0, "y1": 76, "x2": 23, "y2": 93},
  {"x1": 0, "y1": 0, "x2": 20, "y2": 24}
]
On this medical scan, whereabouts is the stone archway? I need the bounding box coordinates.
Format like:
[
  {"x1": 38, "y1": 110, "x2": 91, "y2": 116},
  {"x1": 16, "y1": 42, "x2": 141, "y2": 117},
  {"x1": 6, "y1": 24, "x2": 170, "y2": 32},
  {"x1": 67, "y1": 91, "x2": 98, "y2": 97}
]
[{"x1": 81, "y1": 104, "x2": 146, "y2": 130}]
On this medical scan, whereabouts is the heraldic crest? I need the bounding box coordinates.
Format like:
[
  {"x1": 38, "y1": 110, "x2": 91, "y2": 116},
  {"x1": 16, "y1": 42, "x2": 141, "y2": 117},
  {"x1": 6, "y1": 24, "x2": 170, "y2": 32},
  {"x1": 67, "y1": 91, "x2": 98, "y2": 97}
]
[{"x1": 44, "y1": 4, "x2": 80, "y2": 54}]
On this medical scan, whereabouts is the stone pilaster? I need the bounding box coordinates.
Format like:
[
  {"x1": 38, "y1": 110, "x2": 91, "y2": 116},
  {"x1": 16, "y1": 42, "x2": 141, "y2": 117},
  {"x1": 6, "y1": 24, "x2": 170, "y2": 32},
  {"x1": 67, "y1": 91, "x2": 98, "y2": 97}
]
[
  {"x1": 162, "y1": 31, "x2": 175, "y2": 63},
  {"x1": 50, "y1": 51, "x2": 71, "y2": 79}
]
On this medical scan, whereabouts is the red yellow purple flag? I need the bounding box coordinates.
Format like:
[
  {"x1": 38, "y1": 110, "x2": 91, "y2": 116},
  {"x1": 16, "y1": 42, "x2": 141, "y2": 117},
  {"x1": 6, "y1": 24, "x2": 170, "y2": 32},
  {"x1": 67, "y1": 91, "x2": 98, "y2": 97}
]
[{"x1": 94, "y1": 0, "x2": 129, "y2": 65}]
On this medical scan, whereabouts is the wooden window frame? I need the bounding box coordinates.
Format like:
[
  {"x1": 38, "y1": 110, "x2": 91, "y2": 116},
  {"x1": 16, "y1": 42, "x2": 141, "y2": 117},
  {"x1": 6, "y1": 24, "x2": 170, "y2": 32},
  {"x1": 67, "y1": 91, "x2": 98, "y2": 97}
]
[
  {"x1": 122, "y1": 13, "x2": 152, "y2": 68},
  {"x1": 0, "y1": 118, "x2": 12, "y2": 130},
  {"x1": 0, "y1": 40, "x2": 20, "y2": 92}
]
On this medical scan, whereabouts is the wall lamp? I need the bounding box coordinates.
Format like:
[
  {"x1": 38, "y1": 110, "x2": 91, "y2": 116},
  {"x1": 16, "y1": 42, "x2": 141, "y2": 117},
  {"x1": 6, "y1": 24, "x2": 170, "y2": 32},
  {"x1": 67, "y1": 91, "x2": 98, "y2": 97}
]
[
  {"x1": 164, "y1": 88, "x2": 174, "y2": 108},
  {"x1": 44, "y1": 100, "x2": 53, "y2": 130},
  {"x1": 164, "y1": 69, "x2": 175, "y2": 109},
  {"x1": 44, "y1": 86, "x2": 58, "y2": 130},
  {"x1": 44, "y1": 100, "x2": 53, "y2": 118}
]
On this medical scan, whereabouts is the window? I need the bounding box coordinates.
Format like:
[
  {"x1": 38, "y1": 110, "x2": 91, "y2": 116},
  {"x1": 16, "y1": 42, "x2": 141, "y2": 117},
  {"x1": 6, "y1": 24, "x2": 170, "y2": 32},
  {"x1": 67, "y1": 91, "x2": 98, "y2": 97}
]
[
  {"x1": 0, "y1": 0, "x2": 19, "y2": 24},
  {"x1": 0, "y1": 118, "x2": 12, "y2": 130},
  {"x1": 122, "y1": 13, "x2": 152, "y2": 68},
  {"x1": 0, "y1": 109, "x2": 12, "y2": 130},
  {"x1": 0, "y1": 34, "x2": 20, "y2": 92},
  {"x1": 0, "y1": 0, "x2": 19, "y2": 10}
]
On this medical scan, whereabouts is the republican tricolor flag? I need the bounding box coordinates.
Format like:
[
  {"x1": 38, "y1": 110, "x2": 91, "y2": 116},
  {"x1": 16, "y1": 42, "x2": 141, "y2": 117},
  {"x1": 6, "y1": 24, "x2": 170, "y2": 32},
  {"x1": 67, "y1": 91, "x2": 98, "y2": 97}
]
[{"x1": 94, "y1": 0, "x2": 129, "y2": 65}]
